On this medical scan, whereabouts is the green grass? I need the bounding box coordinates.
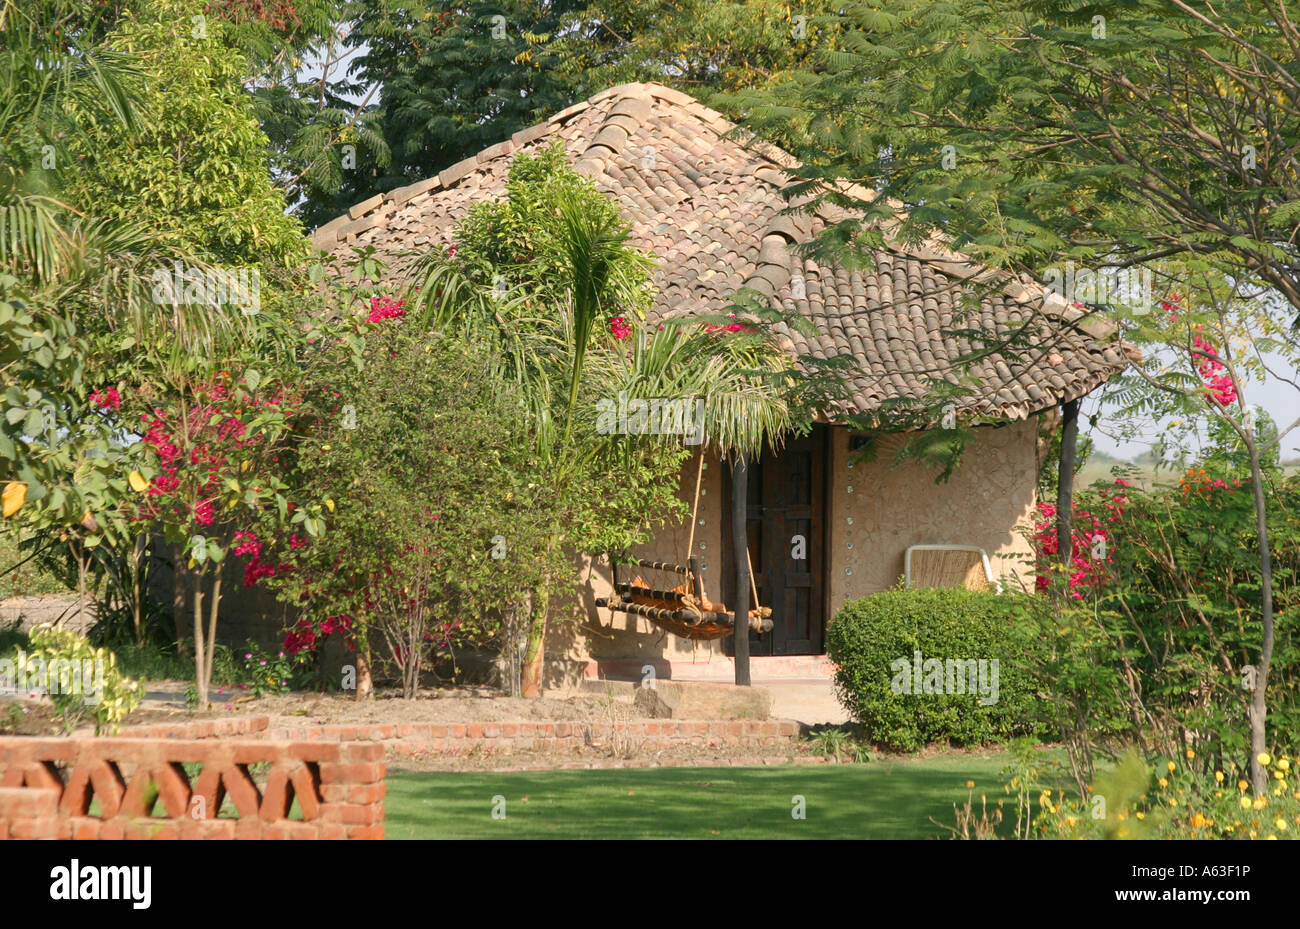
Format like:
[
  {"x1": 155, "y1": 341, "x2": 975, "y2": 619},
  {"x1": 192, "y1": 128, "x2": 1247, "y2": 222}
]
[{"x1": 384, "y1": 752, "x2": 1024, "y2": 840}]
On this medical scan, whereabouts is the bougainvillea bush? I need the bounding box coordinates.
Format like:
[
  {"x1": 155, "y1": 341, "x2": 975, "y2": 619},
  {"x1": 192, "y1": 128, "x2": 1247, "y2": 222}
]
[
  {"x1": 1019, "y1": 470, "x2": 1300, "y2": 790},
  {"x1": 250, "y1": 316, "x2": 568, "y2": 698}
]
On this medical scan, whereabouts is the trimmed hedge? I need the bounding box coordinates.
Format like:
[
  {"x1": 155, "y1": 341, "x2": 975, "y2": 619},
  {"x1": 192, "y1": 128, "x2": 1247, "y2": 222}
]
[{"x1": 825, "y1": 587, "x2": 1039, "y2": 751}]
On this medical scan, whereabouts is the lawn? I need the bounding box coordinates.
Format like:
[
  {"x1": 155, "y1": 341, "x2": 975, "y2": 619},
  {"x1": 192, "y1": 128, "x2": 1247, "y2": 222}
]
[{"x1": 385, "y1": 751, "x2": 1025, "y2": 840}]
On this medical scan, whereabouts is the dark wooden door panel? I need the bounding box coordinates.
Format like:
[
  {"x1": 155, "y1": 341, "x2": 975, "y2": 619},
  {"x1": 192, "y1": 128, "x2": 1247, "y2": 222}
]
[{"x1": 723, "y1": 426, "x2": 827, "y2": 656}]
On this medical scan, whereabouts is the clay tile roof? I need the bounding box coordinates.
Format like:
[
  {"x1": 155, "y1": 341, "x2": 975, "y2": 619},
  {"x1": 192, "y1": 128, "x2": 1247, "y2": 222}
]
[{"x1": 315, "y1": 81, "x2": 1133, "y2": 422}]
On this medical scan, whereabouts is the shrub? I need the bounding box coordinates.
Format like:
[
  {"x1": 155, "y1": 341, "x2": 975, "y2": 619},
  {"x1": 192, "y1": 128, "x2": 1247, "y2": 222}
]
[
  {"x1": 825, "y1": 586, "x2": 1039, "y2": 751},
  {"x1": 1028, "y1": 474, "x2": 1300, "y2": 784},
  {"x1": 1038, "y1": 747, "x2": 1300, "y2": 840},
  {"x1": 6, "y1": 624, "x2": 143, "y2": 734}
]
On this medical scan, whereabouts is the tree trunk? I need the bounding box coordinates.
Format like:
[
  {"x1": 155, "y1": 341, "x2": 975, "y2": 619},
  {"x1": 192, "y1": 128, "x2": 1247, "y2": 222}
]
[
  {"x1": 192, "y1": 564, "x2": 208, "y2": 709},
  {"x1": 520, "y1": 578, "x2": 549, "y2": 698},
  {"x1": 131, "y1": 536, "x2": 143, "y2": 645},
  {"x1": 355, "y1": 646, "x2": 374, "y2": 700},
  {"x1": 732, "y1": 455, "x2": 751, "y2": 687},
  {"x1": 1244, "y1": 431, "x2": 1275, "y2": 795},
  {"x1": 204, "y1": 573, "x2": 221, "y2": 704},
  {"x1": 172, "y1": 549, "x2": 189, "y2": 657},
  {"x1": 1056, "y1": 399, "x2": 1080, "y2": 570}
]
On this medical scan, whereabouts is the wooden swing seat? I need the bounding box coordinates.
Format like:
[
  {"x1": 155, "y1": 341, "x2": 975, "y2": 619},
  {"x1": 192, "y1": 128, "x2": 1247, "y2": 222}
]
[{"x1": 595, "y1": 556, "x2": 773, "y2": 641}]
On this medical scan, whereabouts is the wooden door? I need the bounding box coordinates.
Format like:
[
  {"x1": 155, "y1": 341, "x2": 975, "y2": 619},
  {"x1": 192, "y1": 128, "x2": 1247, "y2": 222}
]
[{"x1": 722, "y1": 426, "x2": 827, "y2": 656}]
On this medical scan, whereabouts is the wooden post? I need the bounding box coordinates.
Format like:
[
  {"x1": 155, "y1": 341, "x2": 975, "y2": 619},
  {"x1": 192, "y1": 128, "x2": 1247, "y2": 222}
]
[
  {"x1": 732, "y1": 455, "x2": 751, "y2": 686},
  {"x1": 1056, "y1": 398, "x2": 1080, "y2": 567}
]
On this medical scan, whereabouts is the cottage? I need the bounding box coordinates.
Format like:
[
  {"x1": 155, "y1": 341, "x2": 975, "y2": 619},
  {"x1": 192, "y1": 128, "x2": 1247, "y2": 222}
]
[{"x1": 314, "y1": 82, "x2": 1131, "y2": 685}]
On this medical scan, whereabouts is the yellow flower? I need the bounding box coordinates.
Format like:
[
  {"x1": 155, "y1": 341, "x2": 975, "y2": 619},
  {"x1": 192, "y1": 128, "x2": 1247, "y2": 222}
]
[
  {"x1": 1186, "y1": 749, "x2": 1195, "y2": 759},
  {"x1": 1276, "y1": 818, "x2": 1288, "y2": 831},
  {"x1": 1168, "y1": 798, "x2": 1178, "y2": 807},
  {"x1": 1215, "y1": 771, "x2": 1224, "y2": 782},
  {"x1": 1240, "y1": 796, "x2": 1253, "y2": 809},
  {"x1": 2, "y1": 481, "x2": 26, "y2": 518},
  {"x1": 1279, "y1": 758, "x2": 1291, "y2": 772},
  {"x1": 1167, "y1": 760, "x2": 1177, "y2": 772},
  {"x1": 1238, "y1": 780, "x2": 1250, "y2": 791},
  {"x1": 1190, "y1": 813, "x2": 1208, "y2": 828},
  {"x1": 1253, "y1": 797, "x2": 1268, "y2": 810},
  {"x1": 1159, "y1": 778, "x2": 1169, "y2": 788},
  {"x1": 1258, "y1": 752, "x2": 1272, "y2": 766},
  {"x1": 966, "y1": 780, "x2": 975, "y2": 789},
  {"x1": 1136, "y1": 811, "x2": 1146, "y2": 820}
]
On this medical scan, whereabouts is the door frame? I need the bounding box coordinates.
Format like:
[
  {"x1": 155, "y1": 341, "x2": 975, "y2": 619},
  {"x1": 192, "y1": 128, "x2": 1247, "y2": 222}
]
[{"x1": 720, "y1": 424, "x2": 832, "y2": 656}]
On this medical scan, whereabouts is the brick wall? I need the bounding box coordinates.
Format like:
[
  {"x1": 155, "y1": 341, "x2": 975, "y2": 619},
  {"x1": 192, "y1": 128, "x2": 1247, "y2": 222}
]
[
  {"x1": 0, "y1": 732, "x2": 384, "y2": 840},
  {"x1": 264, "y1": 719, "x2": 802, "y2": 755}
]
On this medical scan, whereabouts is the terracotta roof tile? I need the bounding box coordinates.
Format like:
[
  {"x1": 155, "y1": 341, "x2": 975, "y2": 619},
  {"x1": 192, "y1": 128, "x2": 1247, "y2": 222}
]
[{"x1": 314, "y1": 81, "x2": 1132, "y2": 421}]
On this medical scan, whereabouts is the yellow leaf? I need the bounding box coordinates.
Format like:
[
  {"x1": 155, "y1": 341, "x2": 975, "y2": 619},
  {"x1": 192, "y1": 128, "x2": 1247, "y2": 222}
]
[
  {"x1": 240, "y1": 460, "x2": 251, "y2": 472},
  {"x1": 129, "y1": 470, "x2": 149, "y2": 492},
  {"x1": 325, "y1": 498, "x2": 335, "y2": 512},
  {"x1": 2, "y1": 482, "x2": 26, "y2": 518}
]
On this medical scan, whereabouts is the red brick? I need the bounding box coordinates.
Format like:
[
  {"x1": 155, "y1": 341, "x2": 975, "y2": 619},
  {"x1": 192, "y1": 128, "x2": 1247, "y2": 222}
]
[
  {"x1": 345, "y1": 824, "x2": 384, "y2": 840},
  {"x1": 339, "y1": 742, "x2": 384, "y2": 763},
  {"x1": 233, "y1": 743, "x2": 287, "y2": 765},
  {"x1": 465, "y1": 724, "x2": 484, "y2": 739},
  {"x1": 534, "y1": 723, "x2": 554, "y2": 737},
  {"x1": 323, "y1": 802, "x2": 383, "y2": 825},
  {"x1": 197, "y1": 819, "x2": 236, "y2": 840},
  {"x1": 444, "y1": 724, "x2": 464, "y2": 738},
  {"x1": 319, "y1": 762, "x2": 384, "y2": 784},
  {"x1": 234, "y1": 818, "x2": 263, "y2": 839},
  {"x1": 346, "y1": 783, "x2": 386, "y2": 804},
  {"x1": 10, "y1": 817, "x2": 57, "y2": 840},
  {"x1": 318, "y1": 823, "x2": 347, "y2": 840},
  {"x1": 289, "y1": 742, "x2": 341, "y2": 763},
  {"x1": 100, "y1": 820, "x2": 125, "y2": 840}
]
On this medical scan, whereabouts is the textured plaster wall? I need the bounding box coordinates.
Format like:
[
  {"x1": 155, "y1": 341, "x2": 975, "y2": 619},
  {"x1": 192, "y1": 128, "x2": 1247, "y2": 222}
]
[
  {"x1": 826, "y1": 420, "x2": 1040, "y2": 608},
  {"x1": 559, "y1": 418, "x2": 1040, "y2": 664},
  {"x1": 551, "y1": 449, "x2": 729, "y2": 665}
]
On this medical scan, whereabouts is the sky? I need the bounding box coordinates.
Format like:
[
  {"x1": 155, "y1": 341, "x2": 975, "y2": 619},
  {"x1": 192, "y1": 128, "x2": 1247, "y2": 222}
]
[{"x1": 1083, "y1": 346, "x2": 1300, "y2": 462}]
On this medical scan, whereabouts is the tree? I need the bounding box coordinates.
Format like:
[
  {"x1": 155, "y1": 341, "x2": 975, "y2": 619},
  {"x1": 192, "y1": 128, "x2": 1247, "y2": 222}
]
[
  {"x1": 735, "y1": 0, "x2": 1300, "y2": 793},
  {"x1": 61, "y1": 0, "x2": 309, "y2": 269},
  {"x1": 412, "y1": 146, "x2": 805, "y2": 695},
  {"x1": 309, "y1": 1, "x2": 842, "y2": 224},
  {"x1": 251, "y1": 310, "x2": 567, "y2": 698}
]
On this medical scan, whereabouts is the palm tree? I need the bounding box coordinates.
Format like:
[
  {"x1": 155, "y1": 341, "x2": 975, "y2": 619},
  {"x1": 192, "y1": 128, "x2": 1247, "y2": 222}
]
[{"x1": 411, "y1": 183, "x2": 803, "y2": 695}]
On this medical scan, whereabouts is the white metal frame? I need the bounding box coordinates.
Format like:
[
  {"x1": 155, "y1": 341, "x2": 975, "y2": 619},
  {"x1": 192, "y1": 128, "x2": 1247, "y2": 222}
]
[{"x1": 904, "y1": 544, "x2": 1002, "y2": 594}]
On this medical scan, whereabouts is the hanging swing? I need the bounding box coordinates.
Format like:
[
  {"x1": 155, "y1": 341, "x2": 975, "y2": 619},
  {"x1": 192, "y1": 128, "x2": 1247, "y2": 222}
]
[{"x1": 594, "y1": 456, "x2": 774, "y2": 641}]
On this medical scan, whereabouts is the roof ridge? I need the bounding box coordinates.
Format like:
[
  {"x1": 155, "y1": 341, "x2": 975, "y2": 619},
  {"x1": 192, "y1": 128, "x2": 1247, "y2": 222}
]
[{"x1": 311, "y1": 81, "x2": 802, "y2": 251}]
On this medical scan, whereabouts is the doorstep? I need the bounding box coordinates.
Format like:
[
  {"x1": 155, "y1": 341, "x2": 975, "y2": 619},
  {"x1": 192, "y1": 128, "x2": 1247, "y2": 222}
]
[{"x1": 584, "y1": 655, "x2": 835, "y2": 683}]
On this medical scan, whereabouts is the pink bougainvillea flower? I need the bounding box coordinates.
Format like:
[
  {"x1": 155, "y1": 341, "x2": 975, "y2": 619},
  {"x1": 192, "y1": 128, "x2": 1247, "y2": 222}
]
[
  {"x1": 610, "y1": 315, "x2": 632, "y2": 340},
  {"x1": 89, "y1": 387, "x2": 121, "y2": 410},
  {"x1": 367, "y1": 295, "x2": 407, "y2": 323},
  {"x1": 1189, "y1": 334, "x2": 1237, "y2": 406}
]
